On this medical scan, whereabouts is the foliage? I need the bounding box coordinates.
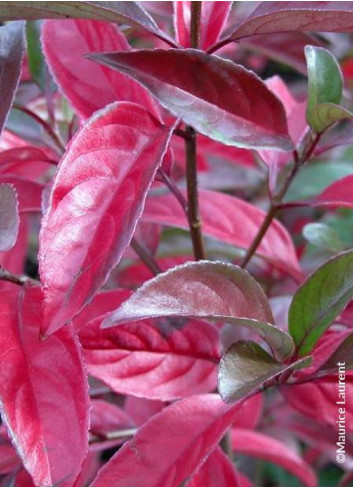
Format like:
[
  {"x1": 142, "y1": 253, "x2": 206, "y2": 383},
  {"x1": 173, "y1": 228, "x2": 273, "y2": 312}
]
[{"x1": 0, "y1": 1, "x2": 353, "y2": 486}]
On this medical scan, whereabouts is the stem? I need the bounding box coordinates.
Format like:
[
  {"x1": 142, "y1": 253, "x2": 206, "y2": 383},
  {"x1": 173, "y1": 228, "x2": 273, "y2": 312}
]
[
  {"x1": 185, "y1": 126, "x2": 205, "y2": 260},
  {"x1": 190, "y1": 1, "x2": 202, "y2": 49},
  {"x1": 206, "y1": 37, "x2": 233, "y2": 54},
  {"x1": 184, "y1": 3, "x2": 205, "y2": 261},
  {"x1": 240, "y1": 204, "x2": 277, "y2": 268},
  {"x1": 130, "y1": 238, "x2": 162, "y2": 275},
  {"x1": 158, "y1": 168, "x2": 188, "y2": 214},
  {"x1": 0, "y1": 267, "x2": 40, "y2": 286},
  {"x1": 240, "y1": 133, "x2": 321, "y2": 269},
  {"x1": 89, "y1": 427, "x2": 138, "y2": 445},
  {"x1": 12, "y1": 104, "x2": 66, "y2": 155}
]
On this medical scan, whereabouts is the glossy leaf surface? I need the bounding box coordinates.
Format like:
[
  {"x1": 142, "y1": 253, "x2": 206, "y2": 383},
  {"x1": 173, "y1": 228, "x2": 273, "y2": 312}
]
[
  {"x1": 87, "y1": 49, "x2": 292, "y2": 150},
  {"x1": 0, "y1": 1, "x2": 175, "y2": 45},
  {"x1": 226, "y1": 2, "x2": 353, "y2": 41},
  {"x1": 104, "y1": 261, "x2": 294, "y2": 361},
  {"x1": 305, "y1": 46, "x2": 343, "y2": 131},
  {"x1": 39, "y1": 102, "x2": 173, "y2": 336},
  {"x1": 289, "y1": 250, "x2": 353, "y2": 355},
  {"x1": 219, "y1": 341, "x2": 309, "y2": 403}
]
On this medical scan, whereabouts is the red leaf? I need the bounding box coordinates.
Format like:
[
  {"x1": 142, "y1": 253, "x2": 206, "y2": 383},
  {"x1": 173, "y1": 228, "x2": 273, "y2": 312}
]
[
  {"x1": 0, "y1": 184, "x2": 19, "y2": 251},
  {"x1": 231, "y1": 428, "x2": 317, "y2": 486},
  {"x1": 0, "y1": 445, "x2": 19, "y2": 475},
  {"x1": 0, "y1": 176, "x2": 43, "y2": 212},
  {"x1": 91, "y1": 394, "x2": 251, "y2": 486},
  {"x1": 124, "y1": 396, "x2": 165, "y2": 426},
  {"x1": 0, "y1": 146, "x2": 53, "y2": 179},
  {"x1": 259, "y1": 76, "x2": 307, "y2": 192},
  {"x1": 187, "y1": 447, "x2": 247, "y2": 487},
  {"x1": 142, "y1": 189, "x2": 301, "y2": 279},
  {"x1": 0, "y1": 287, "x2": 89, "y2": 486},
  {"x1": 90, "y1": 400, "x2": 134, "y2": 438},
  {"x1": 72, "y1": 290, "x2": 218, "y2": 400},
  {"x1": 226, "y1": 2, "x2": 353, "y2": 41},
  {"x1": 240, "y1": 32, "x2": 323, "y2": 75},
  {"x1": 174, "y1": 1, "x2": 232, "y2": 50},
  {"x1": 282, "y1": 372, "x2": 353, "y2": 433},
  {"x1": 314, "y1": 175, "x2": 353, "y2": 208},
  {"x1": 87, "y1": 49, "x2": 292, "y2": 150},
  {"x1": 42, "y1": 19, "x2": 159, "y2": 119},
  {"x1": 0, "y1": 1, "x2": 177, "y2": 46},
  {"x1": 79, "y1": 314, "x2": 219, "y2": 401},
  {"x1": 0, "y1": 22, "x2": 24, "y2": 134},
  {"x1": 104, "y1": 261, "x2": 294, "y2": 361},
  {"x1": 232, "y1": 393, "x2": 263, "y2": 430},
  {"x1": 39, "y1": 102, "x2": 174, "y2": 336}
]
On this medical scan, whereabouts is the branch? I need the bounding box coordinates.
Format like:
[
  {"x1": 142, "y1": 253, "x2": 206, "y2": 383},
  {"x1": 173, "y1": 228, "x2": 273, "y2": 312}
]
[
  {"x1": 240, "y1": 133, "x2": 322, "y2": 269},
  {"x1": 130, "y1": 238, "x2": 162, "y2": 275},
  {"x1": 12, "y1": 104, "x2": 66, "y2": 155},
  {"x1": 0, "y1": 266, "x2": 40, "y2": 286},
  {"x1": 185, "y1": 126, "x2": 205, "y2": 260}
]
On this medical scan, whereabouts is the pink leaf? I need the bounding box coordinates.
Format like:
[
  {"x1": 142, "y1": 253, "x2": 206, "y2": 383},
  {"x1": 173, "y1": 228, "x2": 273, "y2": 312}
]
[
  {"x1": 314, "y1": 174, "x2": 353, "y2": 208},
  {"x1": 103, "y1": 261, "x2": 295, "y2": 361},
  {"x1": 39, "y1": 102, "x2": 174, "y2": 336},
  {"x1": 226, "y1": 2, "x2": 353, "y2": 41},
  {"x1": 143, "y1": 189, "x2": 301, "y2": 279},
  {"x1": 0, "y1": 184, "x2": 19, "y2": 251},
  {"x1": 90, "y1": 400, "x2": 134, "y2": 438},
  {"x1": 231, "y1": 428, "x2": 317, "y2": 486},
  {"x1": 87, "y1": 49, "x2": 293, "y2": 150},
  {"x1": 124, "y1": 396, "x2": 165, "y2": 426},
  {"x1": 0, "y1": 2, "x2": 176, "y2": 46},
  {"x1": 0, "y1": 287, "x2": 90, "y2": 486},
  {"x1": 0, "y1": 177, "x2": 43, "y2": 212},
  {"x1": 79, "y1": 314, "x2": 219, "y2": 401},
  {"x1": 282, "y1": 372, "x2": 353, "y2": 433},
  {"x1": 0, "y1": 146, "x2": 53, "y2": 179},
  {"x1": 187, "y1": 446, "x2": 249, "y2": 487},
  {"x1": 91, "y1": 394, "x2": 251, "y2": 486},
  {"x1": 42, "y1": 19, "x2": 159, "y2": 119},
  {"x1": 174, "y1": 1, "x2": 232, "y2": 50},
  {"x1": 240, "y1": 32, "x2": 323, "y2": 75}
]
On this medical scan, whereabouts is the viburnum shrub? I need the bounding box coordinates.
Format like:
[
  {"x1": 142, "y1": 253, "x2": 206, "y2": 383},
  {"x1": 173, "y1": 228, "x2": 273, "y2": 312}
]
[{"x1": 2, "y1": 1, "x2": 353, "y2": 486}]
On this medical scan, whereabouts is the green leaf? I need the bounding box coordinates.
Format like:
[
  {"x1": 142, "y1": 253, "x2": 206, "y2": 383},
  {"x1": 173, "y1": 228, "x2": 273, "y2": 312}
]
[
  {"x1": 218, "y1": 341, "x2": 310, "y2": 403},
  {"x1": 26, "y1": 20, "x2": 46, "y2": 90},
  {"x1": 305, "y1": 45, "x2": 343, "y2": 132},
  {"x1": 289, "y1": 250, "x2": 353, "y2": 356},
  {"x1": 0, "y1": 2, "x2": 175, "y2": 46},
  {"x1": 302, "y1": 222, "x2": 343, "y2": 252},
  {"x1": 310, "y1": 102, "x2": 353, "y2": 133},
  {"x1": 0, "y1": 21, "x2": 25, "y2": 135}
]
